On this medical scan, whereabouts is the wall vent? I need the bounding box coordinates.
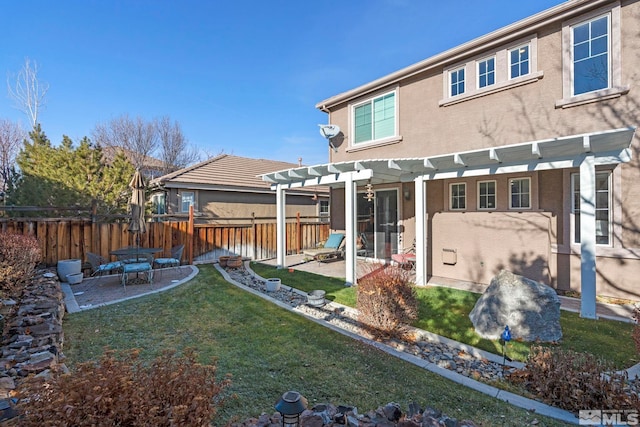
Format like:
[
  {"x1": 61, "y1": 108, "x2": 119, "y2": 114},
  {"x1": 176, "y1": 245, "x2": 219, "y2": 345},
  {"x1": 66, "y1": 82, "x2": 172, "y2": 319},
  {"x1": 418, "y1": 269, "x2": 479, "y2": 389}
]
[{"x1": 442, "y1": 248, "x2": 457, "y2": 265}]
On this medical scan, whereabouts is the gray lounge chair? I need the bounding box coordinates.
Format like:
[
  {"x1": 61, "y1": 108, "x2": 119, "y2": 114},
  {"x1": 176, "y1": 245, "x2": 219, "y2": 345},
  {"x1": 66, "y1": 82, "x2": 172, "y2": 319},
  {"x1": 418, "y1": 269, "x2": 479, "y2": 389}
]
[{"x1": 303, "y1": 233, "x2": 345, "y2": 262}]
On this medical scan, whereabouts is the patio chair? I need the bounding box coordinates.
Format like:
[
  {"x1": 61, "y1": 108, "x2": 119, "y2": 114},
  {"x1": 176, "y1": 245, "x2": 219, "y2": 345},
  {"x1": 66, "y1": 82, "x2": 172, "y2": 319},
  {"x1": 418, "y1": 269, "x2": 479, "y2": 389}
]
[
  {"x1": 86, "y1": 252, "x2": 123, "y2": 277},
  {"x1": 303, "y1": 233, "x2": 345, "y2": 262},
  {"x1": 121, "y1": 253, "x2": 154, "y2": 289},
  {"x1": 153, "y1": 244, "x2": 184, "y2": 269}
]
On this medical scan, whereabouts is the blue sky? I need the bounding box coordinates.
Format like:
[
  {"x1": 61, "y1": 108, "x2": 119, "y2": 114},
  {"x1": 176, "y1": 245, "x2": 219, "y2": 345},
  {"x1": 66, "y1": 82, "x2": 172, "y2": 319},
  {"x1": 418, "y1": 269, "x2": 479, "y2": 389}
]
[{"x1": 1, "y1": 0, "x2": 564, "y2": 167}]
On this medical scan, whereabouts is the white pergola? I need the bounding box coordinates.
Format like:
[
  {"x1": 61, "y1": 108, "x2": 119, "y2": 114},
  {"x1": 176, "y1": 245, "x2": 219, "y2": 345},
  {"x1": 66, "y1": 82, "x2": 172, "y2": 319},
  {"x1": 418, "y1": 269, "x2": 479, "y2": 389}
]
[{"x1": 261, "y1": 127, "x2": 636, "y2": 319}]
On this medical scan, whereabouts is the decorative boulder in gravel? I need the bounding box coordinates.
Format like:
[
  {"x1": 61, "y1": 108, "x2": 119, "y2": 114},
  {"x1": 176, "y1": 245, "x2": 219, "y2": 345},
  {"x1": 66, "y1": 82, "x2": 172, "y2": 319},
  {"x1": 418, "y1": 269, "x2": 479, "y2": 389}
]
[{"x1": 469, "y1": 270, "x2": 562, "y2": 342}]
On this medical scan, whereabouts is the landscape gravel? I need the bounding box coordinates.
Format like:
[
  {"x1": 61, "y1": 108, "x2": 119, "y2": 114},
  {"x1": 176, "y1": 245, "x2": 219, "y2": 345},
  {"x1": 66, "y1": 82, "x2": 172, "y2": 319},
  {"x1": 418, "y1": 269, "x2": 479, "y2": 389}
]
[{"x1": 225, "y1": 267, "x2": 518, "y2": 383}]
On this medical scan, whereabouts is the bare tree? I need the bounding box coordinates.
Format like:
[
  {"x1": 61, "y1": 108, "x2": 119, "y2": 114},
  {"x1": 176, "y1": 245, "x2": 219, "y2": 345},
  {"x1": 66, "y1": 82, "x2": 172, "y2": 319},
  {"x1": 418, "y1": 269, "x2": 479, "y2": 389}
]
[
  {"x1": 156, "y1": 116, "x2": 200, "y2": 173},
  {"x1": 0, "y1": 119, "x2": 26, "y2": 196},
  {"x1": 93, "y1": 114, "x2": 158, "y2": 169},
  {"x1": 7, "y1": 58, "x2": 49, "y2": 128}
]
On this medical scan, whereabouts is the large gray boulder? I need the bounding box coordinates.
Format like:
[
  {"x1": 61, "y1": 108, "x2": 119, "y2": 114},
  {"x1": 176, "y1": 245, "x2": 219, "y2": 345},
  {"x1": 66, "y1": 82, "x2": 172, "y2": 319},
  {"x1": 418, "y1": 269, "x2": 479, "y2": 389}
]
[{"x1": 469, "y1": 270, "x2": 562, "y2": 342}]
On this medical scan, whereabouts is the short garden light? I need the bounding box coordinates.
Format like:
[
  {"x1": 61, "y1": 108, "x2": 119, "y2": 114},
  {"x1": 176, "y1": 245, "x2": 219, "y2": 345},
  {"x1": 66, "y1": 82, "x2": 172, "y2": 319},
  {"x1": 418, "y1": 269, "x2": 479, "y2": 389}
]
[
  {"x1": 499, "y1": 325, "x2": 512, "y2": 369},
  {"x1": 275, "y1": 390, "x2": 307, "y2": 427}
]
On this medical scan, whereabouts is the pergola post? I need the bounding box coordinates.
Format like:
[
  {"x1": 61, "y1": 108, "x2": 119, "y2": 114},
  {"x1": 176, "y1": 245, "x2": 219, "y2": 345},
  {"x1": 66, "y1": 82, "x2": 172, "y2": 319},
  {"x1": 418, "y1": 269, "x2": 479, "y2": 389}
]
[
  {"x1": 344, "y1": 174, "x2": 357, "y2": 286},
  {"x1": 579, "y1": 153, "x2": 597, "y2": 319},
  {"x1": 414, "y1": 177, "x2": 427, "y2": 286},
  {"x1": 276, "y1": 184, "x2": 286, "y2": 269}
]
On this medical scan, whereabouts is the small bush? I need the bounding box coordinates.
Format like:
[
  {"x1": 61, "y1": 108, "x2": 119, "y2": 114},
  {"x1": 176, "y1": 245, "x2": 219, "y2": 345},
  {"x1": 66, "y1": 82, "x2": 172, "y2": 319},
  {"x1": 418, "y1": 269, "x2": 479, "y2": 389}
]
[
  {"x1": 508, "y1": 345, "x2": 640, "y2": 413},
  {"x1": 12, "y1": 348, "x2": 232, "y2": 427},
  {"x1": 0, "y1": 233, "x2": 41, "y2": 300},
  {"x1": 357, "y1": 264, "x2": 418, "y2": 337}
]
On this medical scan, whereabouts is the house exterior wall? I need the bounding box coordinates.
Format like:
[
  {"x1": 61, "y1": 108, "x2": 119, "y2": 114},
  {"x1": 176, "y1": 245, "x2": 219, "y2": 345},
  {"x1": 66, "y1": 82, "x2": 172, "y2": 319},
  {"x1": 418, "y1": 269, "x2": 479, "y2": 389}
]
[
  {"x1": 164, "y1": 187, "x2": 326, "y2": 222},
  {"x1": 322, "y1": 0, "x2": 640, "y2": 299}
]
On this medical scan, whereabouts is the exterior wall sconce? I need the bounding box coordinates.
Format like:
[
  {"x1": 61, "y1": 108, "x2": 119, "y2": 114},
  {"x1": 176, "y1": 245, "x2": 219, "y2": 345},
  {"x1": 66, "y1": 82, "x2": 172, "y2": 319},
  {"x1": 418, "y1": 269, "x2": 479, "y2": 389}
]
[
  {"x1": 275, "y1": 390, "x2": 308, "y2": 427},
  {"x1": 403, "y1": 189, "x2": 411, "y2": 201}
]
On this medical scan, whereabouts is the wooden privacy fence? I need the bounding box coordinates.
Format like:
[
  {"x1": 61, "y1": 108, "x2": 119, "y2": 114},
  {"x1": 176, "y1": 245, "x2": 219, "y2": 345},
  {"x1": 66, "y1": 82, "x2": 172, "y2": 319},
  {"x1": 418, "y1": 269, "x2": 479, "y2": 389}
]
[{"x1": 0, "y1": 213, "x2": 330, "y2": 267}]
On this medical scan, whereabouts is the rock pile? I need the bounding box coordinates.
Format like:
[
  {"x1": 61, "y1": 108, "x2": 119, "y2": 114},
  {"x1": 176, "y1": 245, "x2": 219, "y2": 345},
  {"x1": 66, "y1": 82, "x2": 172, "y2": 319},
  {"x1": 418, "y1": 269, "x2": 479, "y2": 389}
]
[
  {"x1": 230, "y1": 402, "x2": 479, "y2": 427},
  {"x1": 0, "y1": 270, "x2": 66, "y2": 406}
]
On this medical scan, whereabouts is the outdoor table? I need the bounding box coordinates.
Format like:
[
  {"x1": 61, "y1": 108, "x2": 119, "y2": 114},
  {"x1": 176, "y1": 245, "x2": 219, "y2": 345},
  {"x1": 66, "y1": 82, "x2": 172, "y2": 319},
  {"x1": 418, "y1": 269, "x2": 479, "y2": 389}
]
[
  {"x1": 109, "y1": 247, "x2": 163, "y2": 263},
  {"x1": 110, "y1": 247, "x2": 162, "y2": 288}
]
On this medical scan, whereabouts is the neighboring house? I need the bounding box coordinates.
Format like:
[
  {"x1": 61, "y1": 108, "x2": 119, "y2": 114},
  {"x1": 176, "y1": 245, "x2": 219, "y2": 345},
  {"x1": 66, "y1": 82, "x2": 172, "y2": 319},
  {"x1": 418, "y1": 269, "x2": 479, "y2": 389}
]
[
  {"x1": 261, "y1": 0, "x2": 640, "y2": 319},
  {"x1": 150, "y1": 154, "x2": 329, "y2": 223},
  {"x1": 101, "y1": 146, "x2": 170, "y2": 180}
]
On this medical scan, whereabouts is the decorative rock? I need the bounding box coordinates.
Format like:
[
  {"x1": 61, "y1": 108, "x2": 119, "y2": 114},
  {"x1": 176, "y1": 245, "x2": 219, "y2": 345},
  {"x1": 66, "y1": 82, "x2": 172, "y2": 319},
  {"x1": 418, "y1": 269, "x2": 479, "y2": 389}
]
[
  {"x1": 469, "y1": 270, "x2": 562, "y2": 342},
  {"x1": 382, "y1": 403, "x2": 401, "y2": 422},
  {"x1": 0, "y1": 269, "x2": 65, "y2": 410}
]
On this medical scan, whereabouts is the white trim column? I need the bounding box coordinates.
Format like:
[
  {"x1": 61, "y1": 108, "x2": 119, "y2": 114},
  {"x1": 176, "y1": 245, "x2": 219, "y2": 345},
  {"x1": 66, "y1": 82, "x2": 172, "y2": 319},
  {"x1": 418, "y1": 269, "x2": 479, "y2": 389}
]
[
  {"x1": 579, "y1": 154, "x2": 597, "y2": 319},
  {"x1": 344, "y1": 175, "x2": 357, "y2": 286},
  {"x1": 276, "y1": 184, "x2": 287, "y2": 269},
  {"x1": 414, "y1": 177, "x2": 427, "y2": 286}
]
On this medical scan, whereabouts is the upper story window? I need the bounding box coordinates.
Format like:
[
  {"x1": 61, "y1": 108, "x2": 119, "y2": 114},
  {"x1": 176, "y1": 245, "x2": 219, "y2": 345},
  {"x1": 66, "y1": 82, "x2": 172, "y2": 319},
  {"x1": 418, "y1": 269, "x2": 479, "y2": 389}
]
[
  {"x1": 353, "y1": 90, "x2": 396, "y2": 144},
  {"x1": 450, "y1": 183, "x2": 466, "y2": 210},
  {"x1": 557, "y1": 4, "x2": 627, "y2": 108},
  {"x1": 450, "y1": 67, "x2": 465, "y2": 97},
  {"x1": 572, "y1": 15, "x2": 609, "y2": 96},
  {"x1": 509, "y1": 178, "x2": 530, "y2": 209},
  {"x1": 440, "y1": 36, "x2": 541, "y2": 107},
  {"x1": 180, "y1": 191, "x2": 195, "y2": 213},
  {"x1": 478, "y1": 180, "x2": 496, "y2": 210},
  {"x1": 477, "y1": 57, "x2": 495, "y2": 88},
  {"x1": 509, "y1": 45, "x2": 529, "y2": 79}
]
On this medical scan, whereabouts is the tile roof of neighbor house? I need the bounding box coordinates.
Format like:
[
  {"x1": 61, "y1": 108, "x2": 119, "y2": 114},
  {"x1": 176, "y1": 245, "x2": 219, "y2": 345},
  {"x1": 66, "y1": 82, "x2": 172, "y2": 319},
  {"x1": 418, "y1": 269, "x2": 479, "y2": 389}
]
[{"x1": 151, "y1": 154, "x2": 328, "y2": 193}]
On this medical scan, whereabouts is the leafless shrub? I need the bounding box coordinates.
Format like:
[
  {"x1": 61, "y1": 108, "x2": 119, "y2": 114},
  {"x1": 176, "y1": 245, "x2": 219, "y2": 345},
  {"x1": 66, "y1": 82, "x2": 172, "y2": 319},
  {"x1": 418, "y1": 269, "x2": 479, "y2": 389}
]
[{"x1": 12, "y1": 348, "x2": 232, "y2": 427}]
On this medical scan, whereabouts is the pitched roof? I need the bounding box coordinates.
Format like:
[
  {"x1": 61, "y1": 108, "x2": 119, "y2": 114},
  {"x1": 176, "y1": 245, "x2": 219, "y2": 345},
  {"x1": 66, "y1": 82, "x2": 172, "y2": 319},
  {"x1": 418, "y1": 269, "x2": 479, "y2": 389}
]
[{"x1": 151, "y1": 154, "x2": 328, "y2": 194}]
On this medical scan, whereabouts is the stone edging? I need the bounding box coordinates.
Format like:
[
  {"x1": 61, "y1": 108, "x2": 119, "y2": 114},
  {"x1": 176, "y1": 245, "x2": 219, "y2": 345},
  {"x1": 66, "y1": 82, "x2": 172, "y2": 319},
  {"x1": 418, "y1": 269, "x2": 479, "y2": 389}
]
[{"x1": 216, "y1": 262, "x2": 579, "y2": 425}]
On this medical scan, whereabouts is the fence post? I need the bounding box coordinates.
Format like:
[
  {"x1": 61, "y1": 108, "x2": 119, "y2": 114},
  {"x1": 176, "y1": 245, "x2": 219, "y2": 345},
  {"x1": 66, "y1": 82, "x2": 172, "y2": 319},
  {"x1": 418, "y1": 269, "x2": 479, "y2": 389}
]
[
  {"x1": 188, "y1": 205, "x2": 194, "y2": 264},
  {"x1": 296, "y1": 212, "x2": 301, "y2": 254},
  {"x1": 91, "y1": 199, "x2": 98, "y2": 254},
  {"x1": 251, "y1": 212, "x2": 256, "y2": 260}
]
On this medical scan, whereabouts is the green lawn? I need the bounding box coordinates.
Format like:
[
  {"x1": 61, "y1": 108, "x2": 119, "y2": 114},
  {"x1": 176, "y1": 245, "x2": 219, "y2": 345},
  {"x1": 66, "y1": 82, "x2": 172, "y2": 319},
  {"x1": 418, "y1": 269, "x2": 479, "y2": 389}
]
[
  {"x1": 250, "y1": 262, "x2": 638, "y2": 370},
  {"x1": 63, "y1": 265, "x2": 569, "y2": 426}
]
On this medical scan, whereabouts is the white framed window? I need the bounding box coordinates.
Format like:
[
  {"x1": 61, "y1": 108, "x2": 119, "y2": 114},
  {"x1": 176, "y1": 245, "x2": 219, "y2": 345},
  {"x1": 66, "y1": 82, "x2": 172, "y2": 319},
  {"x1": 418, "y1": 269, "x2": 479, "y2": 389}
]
[
  {"x1": 509, "y1": 45, "x2": 530, "y2": 79},
  {"x1": 152, "y1": 193, "x2": 166, "y2": 215},
  {"x1": 572, "y1": 14, "x2": 609, "y2": 96},
  {"x1": 572, "y1": 172, "x2": 610, "y2": 245},
  {"x1": 440, "y1": 36, "x2": 541, "y2": 107},
  {"x1": 449, "y1": 67, "x2": 465, "y2": 97},
  {"x1": 180, "y1": 191, "x2": 195, "y2": 213},
  {"x1": 352, "y1": 90, "x2": 396, "y2": 144},
  {"x1": 478, "y1": 180, "x2": 496, "y2": 210},
  {"x1": 319, "y1": 200, "x2": 329, "y2": 216},
  {"x1": 477, "y1": 57, "x2": 495, "y2": 88},
  {"x1": 450, "y1": 183, "x2": 466, "y2": 210},
  {"x1": 557, "y1": 5, "x2": 626, "y2": 108},
  {"x1": 509, "y1": 178, "x2": 530, "y2": 209}
]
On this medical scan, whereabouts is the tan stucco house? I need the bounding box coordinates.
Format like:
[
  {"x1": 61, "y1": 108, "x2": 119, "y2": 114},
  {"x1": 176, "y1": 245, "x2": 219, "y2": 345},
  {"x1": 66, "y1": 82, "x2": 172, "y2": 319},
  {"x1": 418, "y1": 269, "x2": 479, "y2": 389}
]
[
  {"x1": 262, "y1": 0, "x2": 639, "y2": 319},
  {"x1": 151, "y1": 154, "x2": 329, "y2": 223}
]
